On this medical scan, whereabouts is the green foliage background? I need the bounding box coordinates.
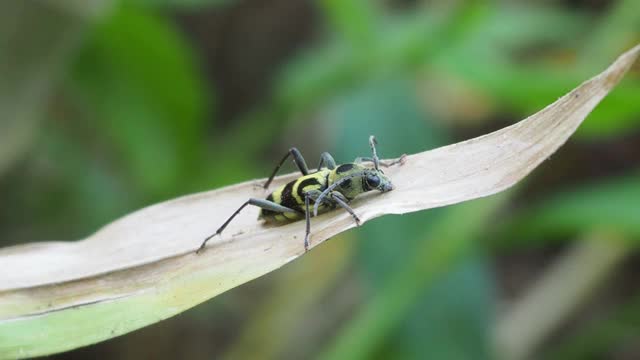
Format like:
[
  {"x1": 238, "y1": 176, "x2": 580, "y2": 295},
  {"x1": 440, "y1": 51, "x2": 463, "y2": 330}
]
[{"x1": 0, "y1": 0, "x2": 639, "y2": 359}]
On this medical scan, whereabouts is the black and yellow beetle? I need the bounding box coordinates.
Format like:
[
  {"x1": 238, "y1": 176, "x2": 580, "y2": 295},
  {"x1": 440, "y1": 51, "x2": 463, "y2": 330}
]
[{"x1": 197, "y1": 136, "x2": 405, "y2": 253}]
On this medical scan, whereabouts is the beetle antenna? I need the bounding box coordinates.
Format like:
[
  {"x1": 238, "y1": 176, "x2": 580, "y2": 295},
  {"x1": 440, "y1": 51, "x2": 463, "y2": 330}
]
[
  {"x1": 369, "y1": 135, "x2": 380, "y2": 170},
  {"x1": 313, "y1": 172, "x2": 366, "y2": 216}
]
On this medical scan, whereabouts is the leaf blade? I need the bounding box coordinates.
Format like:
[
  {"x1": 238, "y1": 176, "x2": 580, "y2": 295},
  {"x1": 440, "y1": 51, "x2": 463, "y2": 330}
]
[{"x1": 0, "y1": 44, "x2": 638, "y2": 358}]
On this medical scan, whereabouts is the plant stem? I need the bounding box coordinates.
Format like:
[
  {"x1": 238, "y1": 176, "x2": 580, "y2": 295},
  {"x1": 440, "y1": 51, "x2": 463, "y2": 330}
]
[{"x1": 495, "y1": 231, "x2": 630, "y2": 360}]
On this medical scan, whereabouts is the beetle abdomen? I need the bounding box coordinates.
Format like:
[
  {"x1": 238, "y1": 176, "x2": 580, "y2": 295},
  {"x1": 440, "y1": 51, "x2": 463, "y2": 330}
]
[{"x1": 259, "y1": 170, "x2": 331, "y2": 222}]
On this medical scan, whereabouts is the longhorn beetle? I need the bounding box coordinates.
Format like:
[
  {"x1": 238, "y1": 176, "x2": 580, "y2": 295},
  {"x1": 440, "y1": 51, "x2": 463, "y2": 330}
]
[{"x1": 197, "y1": 136, "x2": 405, "y2": 253}]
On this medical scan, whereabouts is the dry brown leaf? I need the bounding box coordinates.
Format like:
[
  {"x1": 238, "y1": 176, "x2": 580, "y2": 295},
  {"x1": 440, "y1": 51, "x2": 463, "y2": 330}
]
[{"x1": 0, "y1": 44, "x2": 638, "y2": 358}]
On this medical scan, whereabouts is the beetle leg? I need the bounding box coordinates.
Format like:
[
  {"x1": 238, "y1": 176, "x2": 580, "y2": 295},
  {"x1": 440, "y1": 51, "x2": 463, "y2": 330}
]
[
  {"x1": 317, "y1": 152, "x2": 337, "y2": 170},
  {"x1": 304, "y1": 194, "x2": 311, "y2": 251},
  {"x1": 197, "y1": 198, "x2": 297, "y2": 253},
  {"x1": 353, "y1": 156, "x2": 373, "y2": 164},
  {"x1": 264, "y1": 148, "x2": 310, "y2": 189},
  {"x1": 354, "y1": 154, "x2": 407, "y2": 167},
  {"x1": 331, "y1": 191, "x2": 360, "y2": 225}
]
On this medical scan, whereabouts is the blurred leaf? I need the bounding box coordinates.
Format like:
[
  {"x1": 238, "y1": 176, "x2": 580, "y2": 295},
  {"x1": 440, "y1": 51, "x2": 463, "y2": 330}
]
[
  {"x1": 40, "y1": 124, "x2": 135, "y2": 235},
  {"x1": 579, "y1": 82, "x2": 640, "y2": 137},
  {"x1": 0, "y1": 44, "x2": 637, "y2": 358},
  {"x1": 496, "y1": 234, "x2": 630, "y2": 360},
  {"x1": 277, "y1": 3, "x2": 588, "y2": 114},
  {"x1": 546, "y1": 290, "x2": 640, "y2": 360},
  {"x1": 129, "y1": 0, "x2": 231, "y2": 9},
  {"x1": 433, "y1": 4, "x2": 640, "y2": 138},
  {"x1": 0, "y1": 123, "x2": 133, "y2": 246},
  {"x1": 222, "y1": 235, "x2": 354, "y2": 360},
  {"x1": 319, "y1": 0, "x2": 379, "y2": 49},
  {"x1": 396, "y1": 258, "x2": 494, "y2": 360},
  {"x1": 41, "y1": 0, "x2": 111, "y2": 19},
  {"x1": 69, "y1": 4, "x2": 209, "y2": 196},
  {"x1": 219, "y1": 2, "x2": 485, "y2": 158},
  {"x1": 432, "y1": 5, "x2": 588, "y2": 97},
  {"x1": 577, "y1": 0, "x2": 640, "y2": 72},
  {"x1": 275, "y1": 3, "x2": 479, "y2": 115},
  {"x1": 0, "y1": 118, "x2": 39, "y2": 179},
  {"x1": 0, "y1": 1, "x2": 105, "y2": 176},
  {"x1": 576, "y1": 0, "x2": 640, "y2": 138},
  {"x1": 236, "y1": 2, "x2": 638, "y2": 158},
  {"x1": 320, "y1": 195, "x2": 505, "y2": 360},
  {"x1": 498, "y1": 173, "x2": 640, "y2": 246},
  {"x1": 437, "y1": 58, "x2": 640, "y2": 138}
]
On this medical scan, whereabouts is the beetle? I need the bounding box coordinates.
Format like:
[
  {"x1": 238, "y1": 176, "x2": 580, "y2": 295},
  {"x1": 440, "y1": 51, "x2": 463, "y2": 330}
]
[{"x1": 196, "y1": 136, "x2": 405, "y2": 253}]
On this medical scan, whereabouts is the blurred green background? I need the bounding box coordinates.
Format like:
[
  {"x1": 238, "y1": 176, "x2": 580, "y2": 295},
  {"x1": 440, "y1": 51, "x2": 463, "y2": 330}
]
[{"x1": 1, "y1": 0, "x2": 639, "y2": 359}]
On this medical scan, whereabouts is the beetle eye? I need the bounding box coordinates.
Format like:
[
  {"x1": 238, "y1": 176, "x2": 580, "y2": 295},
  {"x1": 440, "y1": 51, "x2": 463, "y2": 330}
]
[{"x1": 366, "y1": 175, "x2": 380, "y2": 188}]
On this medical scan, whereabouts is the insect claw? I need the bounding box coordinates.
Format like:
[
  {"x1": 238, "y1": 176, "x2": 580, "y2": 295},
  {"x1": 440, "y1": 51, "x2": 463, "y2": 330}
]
[
  {"x1": 196, "y1": 232, "x2": 220, "y2": 254},
  {"x1": 196, "y1": 244, "x2": 206, "y2": 254},
  {"x1": 379, "y1": 154, "x2": 408, "y2": 167}
]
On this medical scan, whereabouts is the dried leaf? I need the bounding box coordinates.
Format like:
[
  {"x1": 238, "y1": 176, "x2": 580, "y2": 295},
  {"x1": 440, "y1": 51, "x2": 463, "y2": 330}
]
[{"x1": 1, "y1": 44, "x2": 638, "y2": 358}]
